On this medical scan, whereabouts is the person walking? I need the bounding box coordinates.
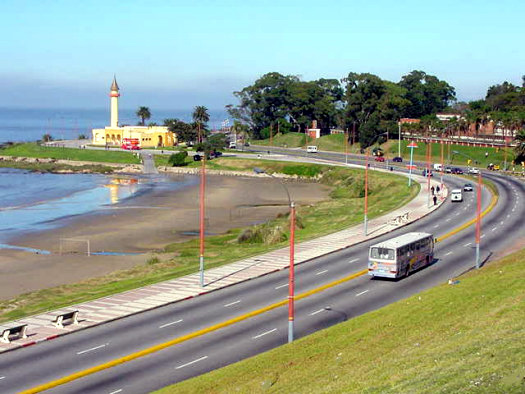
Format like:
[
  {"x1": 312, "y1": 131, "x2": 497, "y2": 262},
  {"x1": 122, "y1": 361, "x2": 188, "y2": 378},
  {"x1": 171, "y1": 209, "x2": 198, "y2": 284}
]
[
  {"x1": 436, "y1": 185, "x2": 440, "y2": 194},
  {"x1": 431, "y1": 186, "x2": 435, "y2": 195},
  {"x1": 433, "y1": 195, "x2": 438, "y2": 205}
]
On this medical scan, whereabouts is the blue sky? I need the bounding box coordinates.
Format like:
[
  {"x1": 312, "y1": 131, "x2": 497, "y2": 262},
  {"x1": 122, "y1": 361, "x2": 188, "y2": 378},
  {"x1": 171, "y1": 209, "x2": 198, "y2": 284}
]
[{"x1": 0, "y1": 0, "x2": 523, "y2": 110}]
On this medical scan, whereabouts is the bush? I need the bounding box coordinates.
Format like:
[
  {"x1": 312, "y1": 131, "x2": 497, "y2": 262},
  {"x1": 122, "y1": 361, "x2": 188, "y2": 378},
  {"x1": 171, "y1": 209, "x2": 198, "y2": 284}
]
[
  {"x1": 167, "y1": 151, "x2": 188, "y2": 166},
  {"x1": 78, "y1": 134, "x2": 88, "y2": 140},
  {"x1": 42, "y1": 133, "x2": 54, "y2": 142}
]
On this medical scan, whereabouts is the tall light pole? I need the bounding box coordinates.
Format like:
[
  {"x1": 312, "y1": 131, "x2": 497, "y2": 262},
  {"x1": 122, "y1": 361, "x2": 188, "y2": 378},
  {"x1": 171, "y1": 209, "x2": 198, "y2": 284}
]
[
  {"x1": 475, "y1": 171, "x2": 482, "y2": 269},
  {"x1": 440, "y1": 140, "x2": 444, "y2": 191},
  {"x1": 407, "y1": 141, "x2": 418, "y2": 187},
  {"x1": 364, "y1": 149, "x2": 369, "y2": 236},
  {"x1": 426, "y1": 142, "x2": 431, "y2": 208},
  {"x1": 253, "y1": 167, "x2": 295, "y2": 342},
  {"x1": 398, "y1": 121, "x2": 402, "y2": 157},
  {"x1": 199, "y1": 154, "x2": 206, "y2": 287}
]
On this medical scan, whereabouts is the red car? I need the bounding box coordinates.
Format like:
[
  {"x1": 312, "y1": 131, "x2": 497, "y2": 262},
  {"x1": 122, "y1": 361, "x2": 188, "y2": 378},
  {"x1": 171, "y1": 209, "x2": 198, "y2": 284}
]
[{"x1": 374, "y1": 156, "x2": 385, "y2": 162}]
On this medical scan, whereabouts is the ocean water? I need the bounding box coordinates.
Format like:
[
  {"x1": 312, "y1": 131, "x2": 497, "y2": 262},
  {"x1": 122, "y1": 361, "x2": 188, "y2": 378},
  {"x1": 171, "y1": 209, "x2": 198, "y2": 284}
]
[{"x1": 0, "y1": 107, "x2": 229, "y2": 144}]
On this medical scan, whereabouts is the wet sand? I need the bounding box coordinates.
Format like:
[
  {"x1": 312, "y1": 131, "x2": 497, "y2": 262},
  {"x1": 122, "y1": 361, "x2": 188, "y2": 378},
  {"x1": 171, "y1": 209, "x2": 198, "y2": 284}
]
[{"x1": 0, "y1": 174, "x2": 330, "y2": 299}]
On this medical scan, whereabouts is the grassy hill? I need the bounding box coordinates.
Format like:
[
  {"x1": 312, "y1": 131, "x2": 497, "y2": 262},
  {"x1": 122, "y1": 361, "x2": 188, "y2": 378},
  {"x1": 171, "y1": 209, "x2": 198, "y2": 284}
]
[{"x1": 160, "y1": 248, "x2": 525, "y2": 393}]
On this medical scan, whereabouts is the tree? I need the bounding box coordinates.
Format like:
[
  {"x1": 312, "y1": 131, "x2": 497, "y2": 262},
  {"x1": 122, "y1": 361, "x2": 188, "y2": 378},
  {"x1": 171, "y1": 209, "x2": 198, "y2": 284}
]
[
  {"x1": 399, "y1": 70, "x2": 456, "y2": 118},
  {"x1": 192, "y1": 106, "x2": 210, "y2": 143},
  {"x1": 514, "y1": 129, "x2": 525, "y2": 163},
  {"x1": 164, "y1": 118, "x2": 196, "y2": 145},
  {"x1": 136, "y1": 106, "x2": 151, "y2": 126},
  {"x1": 167, "y1": 151, "x2": 188, "y2": 166}
]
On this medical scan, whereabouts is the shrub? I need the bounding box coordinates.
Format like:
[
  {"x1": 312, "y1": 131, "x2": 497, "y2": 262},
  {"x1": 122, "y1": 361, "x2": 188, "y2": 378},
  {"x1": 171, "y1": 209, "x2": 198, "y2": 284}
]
[
  {"x1": 168, "y1": 151, "x2": 188, "y2": 166},
  {"x1": 42, "y1": 133, "x2": 54, "y2": 142}
]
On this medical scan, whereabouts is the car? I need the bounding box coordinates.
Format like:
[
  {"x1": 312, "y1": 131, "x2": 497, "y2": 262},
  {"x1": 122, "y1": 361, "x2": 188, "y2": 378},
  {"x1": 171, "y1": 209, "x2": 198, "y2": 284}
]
[
  {"x1": 374, "y1": 156, "x2": 385, "y2": 162},
  {"x1": 464, "y1": 183, "x2": 473, "y2": 191},
  {"x1": 451, "y1": 167, "x2": 464, "y2": 175},
  {"x1": 306, "y1": 145, "x2": 318, "y2": 153},
  {"x1": 468, "y1": 167, "x2": 480, "y2": 174},
  {"x1": 193, "y1": 154, "x2": 202, "y2": 161},
  {"x1": 422, "y1": 169, "x2": 433, "y2": 177},
  {"x1": 445, "y1": 166, "x2": 452, "y2": 173},
  {"x1": 451, "y1": 189, "x2": 463, "y2": 202},
  {"x1": 393, "y1": 156, "x2": 403, "y2": 163}
]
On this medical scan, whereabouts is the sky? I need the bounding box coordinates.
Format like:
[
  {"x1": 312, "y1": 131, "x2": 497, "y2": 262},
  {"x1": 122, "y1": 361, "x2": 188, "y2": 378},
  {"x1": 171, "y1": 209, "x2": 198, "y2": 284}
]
[{"x1": 0, "y1": 0, "x2": 523, "y2": 110}]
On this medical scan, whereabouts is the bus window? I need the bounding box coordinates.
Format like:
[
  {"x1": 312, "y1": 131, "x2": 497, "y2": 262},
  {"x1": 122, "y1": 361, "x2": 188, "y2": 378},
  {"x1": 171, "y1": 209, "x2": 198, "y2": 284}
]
[{"x1": 371, "y1": 247, "x2": 394, "y2": 260}]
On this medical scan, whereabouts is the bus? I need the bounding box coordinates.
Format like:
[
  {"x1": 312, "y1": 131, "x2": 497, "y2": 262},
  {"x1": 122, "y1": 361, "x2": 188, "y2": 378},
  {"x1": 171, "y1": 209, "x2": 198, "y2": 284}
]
[
  {"x1": 368, "y1": 232, "x2": 434, "y2": 279},
  {"x1": 121, "y1": 138, "x2": 140, "y2": 150}
]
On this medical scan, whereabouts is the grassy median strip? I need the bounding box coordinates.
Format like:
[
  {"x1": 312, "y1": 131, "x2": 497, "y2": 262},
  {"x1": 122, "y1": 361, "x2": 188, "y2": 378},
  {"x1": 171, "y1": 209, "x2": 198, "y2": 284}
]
[
  {"x1": 161, "y1": 248, "x2": 525, "y2": 394},
  {"x1": 0, "y1": 142, "x2": 141, "y2": 164},
  {"x1": 0, "y1": 163, "x2": 418, "y2": 322}
]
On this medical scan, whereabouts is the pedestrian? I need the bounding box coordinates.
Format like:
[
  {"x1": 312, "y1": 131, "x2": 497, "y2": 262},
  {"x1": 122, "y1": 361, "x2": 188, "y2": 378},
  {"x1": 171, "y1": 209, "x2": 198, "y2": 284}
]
[
  {"x1": 433, "y1": 195, "x2": 437, "y2": 205},
  {"x1": 431, "y1": 186, "x2": 435, "y2": 195},
  {"x1": 436, "y1": 185, "x2": 440, "y2": 194}
]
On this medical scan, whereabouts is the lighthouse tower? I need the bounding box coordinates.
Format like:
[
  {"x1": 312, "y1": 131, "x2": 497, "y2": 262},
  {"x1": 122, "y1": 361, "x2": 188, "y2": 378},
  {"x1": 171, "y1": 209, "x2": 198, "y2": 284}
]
[{"x1": 109, "y1": 76, "x2": 120, "y2": 128}]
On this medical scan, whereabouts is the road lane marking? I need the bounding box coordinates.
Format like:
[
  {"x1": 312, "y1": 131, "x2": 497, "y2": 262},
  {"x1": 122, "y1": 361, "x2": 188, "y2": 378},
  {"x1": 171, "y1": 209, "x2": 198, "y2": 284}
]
[
  {"x1": 349, "y1": 258, "x2": 359, "y2": 263},
  {"x1": 481, "y1": 234, "x2": 486, "y2": 238},
  {"x1": 491, "y1": 227, "x2": 497, "y2": 231},
  {"x1": 445, "y1": 251, "x2": 453, "y2": 256},
  {"x1": 316, "y1": 269, "x2": 328, "y2": 275},
  {"x1": 224, "y1": 300, "x2": 241, "y2": 307},
  {"x1": 275, "y1": 283, "x2": 288, "y2": 289},
  {"x1": 253, "y1": 328, "x2": 277, "y2": 339},
  {"x1": 507, "y1": 214, "x2": 510, "y2": 218},
  {"x1": 175, "y1": 356, "x2": 208, "y2": 370},
  {"x1": 0, "y1": 376, "x2": 5, "y2": 380},
  {"x1": 77, "y1": 343, "x2": 108, "y2": 355},
  {"x1": 455, "y1": 213, "x2": 460, "y2": 216},
  {"x1": 464, "y1": 242, "x2": 472, "y2": 247},
  {"x1": 433, "y1": 224, "x2": 439, "y2": 228},
  {"x1": 446, "y1": 218, "x2": 451, "y2": 222},
  {"x1": 310, "y1": 309, "x2": 325, "y2": 316},
  {"x1": 500, "y1": 221, "x2": 504, "y2": 225},
  {"x1": 159, "y1": 319, "x2": 183, "y2": 329},
  {"x1": 356, "y1": 290, "x2": 369, "y2": 297},
  {"x1": 109, "y1": 389, "x2": 122, "y2": 394}
]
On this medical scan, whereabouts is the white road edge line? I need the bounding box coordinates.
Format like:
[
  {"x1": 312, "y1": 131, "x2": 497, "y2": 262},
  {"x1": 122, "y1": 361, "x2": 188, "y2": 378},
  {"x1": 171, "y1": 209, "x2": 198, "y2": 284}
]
[
  {"x1": 349, "y1": 258, "x2": 359, "y2": 263},
  {"x1": 224, "y1": 300, "x2": 241, "y2": 307},
  {"x1": 159, "y1": 319, "x2": 183, "y2": 329},
  {"x1": 275, "y1": 283, "x2": 288, "y2": 290},
  {"x1": 109, "y1": 389, "x2": 123, "y2": 394},
  {"x1": 464, "y1": 242, "x2": 472, "y2": 247},
  {"x1": 356, "y1": 290, "x2": 369, "y2": 297},
  {"x1": 316, "y1": 269, "x2": 328, "y2": 275},
  {"x1": 253, "y1": 328, "x2": 277, "y2": 339},
  {"x1": 310, "y1": 309, "x2": 325, "y2": 316},
  {"x1": 175, "y1": 356, "x2": 208, "y2": 370},
  {"x1": 76, "y1": 343, "x2": 108, "y2": 355}
]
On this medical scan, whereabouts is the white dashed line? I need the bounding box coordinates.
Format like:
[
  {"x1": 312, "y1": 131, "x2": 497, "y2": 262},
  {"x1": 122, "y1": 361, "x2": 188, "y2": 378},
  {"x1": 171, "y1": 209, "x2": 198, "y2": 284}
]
[
  {"x1": 253, "y1": 328, "x2": 277, "y2": 339},
  {"x1": 500, "y1": 221, "x2": 504, "y2": 226},
  {"x1": 433, "y1": 224, "x2": 439, "y2": 228},
  {"x1": 455, "y1": 213, "x2": 461, "y2": 216},
  {"x1": 464, "y1": 242, "x2": 471, "y2": 247},
  {"x1": 481, "y1": 234, "x2": 486, "y2": 239},
  {"x1": 316, "y1": 269, "x2": 328, "y2": 275},
  {"x1": 356, "y1": 290, "x2": 369, "y2": 297},
  {"x1": 507, "y1": 214, "x2": 510, "y2": 218},
  {"x1": 446, "y1": 218, "x2": 451, "y2": 222},
  {"x1": 491, "y1": 227, "x2": 497, "y2": 232},
  {"x1": 109, "y1": 390, "x2": 122, "y2": 394},
  {"x1": 349, "y1": 258, "x2": 360, "y2": 263},
  {"x1": 0, "y1": 376, "x2": 5, "y2": 380},
  {"x1": 77, "y1": 343, "x2": 108, "y2": 355},
  {"x1": 159, "y1": 319, "x2": 183, "y2": 329},
  {"x1": 310, "y1": 309, "x2": 325, "y2": 316},
  {"x1": 445, "y1": 251, "x2": 453, "y2": 256},
  {"x1": 224, "y1": 300, "x2": 241, "y2": 307},
  {"x1": 175, "y1": 356, "x2": 208, "y2": 369},
  {"x1": 275, "y1": 283, "x2": 288, "y2": 290}
]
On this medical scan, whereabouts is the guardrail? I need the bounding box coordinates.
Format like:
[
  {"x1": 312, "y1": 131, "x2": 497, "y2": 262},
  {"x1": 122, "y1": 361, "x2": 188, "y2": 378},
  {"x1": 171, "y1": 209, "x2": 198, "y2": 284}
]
[
  {"x1": 53, "y1": 311, "x2": 79, "y2": 329},
  {"x1": 1, "y1": 324, "x2": 28, "y2": 344}
]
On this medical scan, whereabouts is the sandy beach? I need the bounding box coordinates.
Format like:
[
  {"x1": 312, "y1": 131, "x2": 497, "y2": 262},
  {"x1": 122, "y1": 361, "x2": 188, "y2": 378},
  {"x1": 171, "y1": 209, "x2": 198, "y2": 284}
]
[{"x1": 0, "y1": 174, "x2": 330, "y2": 299}]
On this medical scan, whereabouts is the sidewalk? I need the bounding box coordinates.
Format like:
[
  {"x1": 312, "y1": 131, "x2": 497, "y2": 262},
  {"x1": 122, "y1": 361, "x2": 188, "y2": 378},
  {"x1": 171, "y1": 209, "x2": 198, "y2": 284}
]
[{"x1": 0, "y1": 174, "x2": 447, "y2": 353}]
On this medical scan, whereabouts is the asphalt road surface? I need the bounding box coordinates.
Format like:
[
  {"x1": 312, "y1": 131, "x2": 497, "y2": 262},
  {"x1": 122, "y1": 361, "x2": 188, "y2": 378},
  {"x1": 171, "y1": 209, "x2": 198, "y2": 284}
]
[{"x1": 0, "y1": 162, "x2": 523, "y2": 393}]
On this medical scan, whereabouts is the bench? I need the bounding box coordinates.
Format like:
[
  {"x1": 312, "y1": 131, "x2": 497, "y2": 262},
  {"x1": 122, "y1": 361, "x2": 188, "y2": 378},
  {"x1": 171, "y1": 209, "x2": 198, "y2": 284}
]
[
  {"x1": 1, "y1": 324, "x2": 28, "y2": 343},
  {"x1": 53, "y1": 310, "x2": 79, "y2": 329}
]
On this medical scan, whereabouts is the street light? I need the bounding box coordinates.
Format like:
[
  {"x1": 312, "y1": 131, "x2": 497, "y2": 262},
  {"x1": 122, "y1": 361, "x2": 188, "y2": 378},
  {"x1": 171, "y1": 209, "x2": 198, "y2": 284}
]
[
  {"x1": 199, "y1": 154, "x2": 206, "y2": 287},
  {"x1": 253, "y1": 167, "x2": 296, "y2": 343},
  {"x1": 475, "y1": 172, "x2": 482, "y2": 269}
]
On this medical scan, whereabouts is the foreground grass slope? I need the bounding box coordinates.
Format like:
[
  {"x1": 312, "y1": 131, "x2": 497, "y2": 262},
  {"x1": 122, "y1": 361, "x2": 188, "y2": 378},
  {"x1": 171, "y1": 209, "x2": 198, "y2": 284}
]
[{"x1": 162, "y1": 249, "x2": 525, "y2": 393}]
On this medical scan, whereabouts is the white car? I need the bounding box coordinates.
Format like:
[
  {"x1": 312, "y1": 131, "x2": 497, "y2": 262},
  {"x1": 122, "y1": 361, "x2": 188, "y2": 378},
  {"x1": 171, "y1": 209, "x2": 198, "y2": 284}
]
[
  {"x1": 464, "y1": 183, "x2": 474, "y2": 192},
  {"x1": 468, "y1": 167, "x2": 480, "y2": 174},
  {"x1": 451, "y1": 189, "x2": 463, "y2": 202},
  {"x1": 307, "y1": 146, "x2": 318, "y2": 153}
]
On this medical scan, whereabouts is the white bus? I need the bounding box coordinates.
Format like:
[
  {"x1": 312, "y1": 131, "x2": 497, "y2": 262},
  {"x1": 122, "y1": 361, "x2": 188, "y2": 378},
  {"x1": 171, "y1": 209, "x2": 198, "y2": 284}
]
[{"x1": 368, "y1": 232, "x2": 434, "y2": 279}]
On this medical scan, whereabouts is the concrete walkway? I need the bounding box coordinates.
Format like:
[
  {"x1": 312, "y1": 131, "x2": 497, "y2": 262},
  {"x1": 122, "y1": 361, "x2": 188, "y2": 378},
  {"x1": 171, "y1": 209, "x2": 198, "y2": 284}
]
[{"x1": 0, "y1": 174, "x2": 447, "y2": 353}]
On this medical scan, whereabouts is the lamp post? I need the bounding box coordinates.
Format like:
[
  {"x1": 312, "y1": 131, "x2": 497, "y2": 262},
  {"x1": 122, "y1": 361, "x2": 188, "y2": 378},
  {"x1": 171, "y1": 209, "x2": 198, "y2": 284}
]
[
  {"x1": 398, "y1": 121, "x2": 402, "y2": 157},
  {"x1": 407, "y1": 141, "x2": 418, "y2": 187},
  {"x1": 475, "y1": 172, "x2": 482, "y2": 269},
  {"x1": 426, "y1": 142, "x2": 431, "y2": 208},
  {"x1": 253, "y1": 168, "x2": 295, "y2": 342},
  {"x1": 364, "y1": 149, "x2": 369, "y2": 236},
  {"x1": 440, "y1": 140, "x2": 444, "y2": 191},
  {"x1": 199, "y1": 154, "x2": 206, "y2": 287}
]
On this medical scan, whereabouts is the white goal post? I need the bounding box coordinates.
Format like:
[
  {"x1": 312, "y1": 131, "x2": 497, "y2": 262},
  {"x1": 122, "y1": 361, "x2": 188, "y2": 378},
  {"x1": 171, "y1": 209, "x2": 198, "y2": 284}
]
[{"x1": 59, "y1": 238, "x2": 91, "y2": 257}]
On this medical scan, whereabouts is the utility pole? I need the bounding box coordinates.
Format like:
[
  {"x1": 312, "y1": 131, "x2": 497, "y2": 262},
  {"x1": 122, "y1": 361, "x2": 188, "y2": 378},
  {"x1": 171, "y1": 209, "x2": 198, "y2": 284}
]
[
  {"x1": 364, "y1": 149, "x2": 369, "y2": 236},
  {"x1": 475, "y1": 172, "x2": 482, "y2": 269},
  {"x1": 398, "y1": 121, "x2": 401, "y2": 157},
  {"x1": 199, "y1": 154, "x2": 206, "y2": 287},
  {"x1": 426, "y1": 142, "x2": 431, "y2": 208},
  {"x1": 288, "y1": 201, "x2": 295, "y2": 343}
]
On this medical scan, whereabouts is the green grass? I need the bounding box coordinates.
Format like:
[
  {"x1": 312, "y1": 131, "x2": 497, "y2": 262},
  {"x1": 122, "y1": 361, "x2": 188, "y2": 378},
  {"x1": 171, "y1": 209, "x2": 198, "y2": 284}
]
[
  {"x1": 0, "y1": 143, "x2": 141, "y2": 164},
  {"x1": 160, "y1": 248, "x2": 525, "y2": 394},
  {"x1": 0, "y1": 162, "x2": 418, "y2": 323},
  {"x1": 253, "y1": 132, "x2": 311, "y2": 147},
  {"x1": 0, "y1": 160, "x2": 115, "y2": 173}
]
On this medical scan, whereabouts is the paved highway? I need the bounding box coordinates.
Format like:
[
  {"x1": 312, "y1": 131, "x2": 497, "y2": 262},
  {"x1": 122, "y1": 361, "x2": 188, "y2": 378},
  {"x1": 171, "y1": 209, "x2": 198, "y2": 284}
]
[{"x1": 0, "y1": 162, "x2": 523, "y2": 393}]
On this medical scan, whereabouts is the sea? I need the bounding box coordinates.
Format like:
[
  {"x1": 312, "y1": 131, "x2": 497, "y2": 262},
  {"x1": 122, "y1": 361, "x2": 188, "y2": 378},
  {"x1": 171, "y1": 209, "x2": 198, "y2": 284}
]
[{"x1": 0, "y1": 107, "x2": 214, "y2": 249}]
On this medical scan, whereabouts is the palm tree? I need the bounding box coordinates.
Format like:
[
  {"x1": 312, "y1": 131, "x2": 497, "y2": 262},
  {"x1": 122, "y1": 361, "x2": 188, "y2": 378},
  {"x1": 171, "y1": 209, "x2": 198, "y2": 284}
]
[
  {"x1": 136, "y1": 106, "x2": 151, "y2": 126},
  {"x1": 514, "y1": 129, "x2": 525, "y2": 163},
  {"x1": 193, "y1": 106, "x2": 210, "y2": 143},
  {"x1": 231, "y1": 121, "x2": 249, "y2": 146}
]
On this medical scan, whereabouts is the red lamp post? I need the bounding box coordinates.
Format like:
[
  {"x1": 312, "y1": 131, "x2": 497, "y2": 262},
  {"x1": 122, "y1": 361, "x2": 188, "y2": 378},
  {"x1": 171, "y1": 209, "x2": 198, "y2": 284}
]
[
  {"x1": 364, "y1": 148, "x2": 369, "y2": 236},
  {"x1": 288, "y1": 201, "x2": 295, "y2": 343},
  {"x1": 199, "y1": 155, "x2": 206, "y2": 287},
  {"x1": 475, "y1": 172, "x2": 482, "y2": 269}
]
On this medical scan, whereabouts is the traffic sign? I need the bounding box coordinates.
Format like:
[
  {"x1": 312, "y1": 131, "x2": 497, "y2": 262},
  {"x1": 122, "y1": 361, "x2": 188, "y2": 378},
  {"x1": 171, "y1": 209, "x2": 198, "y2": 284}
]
[{"x1": 407, "y1": 142, "x2": 418, "y2": 148}]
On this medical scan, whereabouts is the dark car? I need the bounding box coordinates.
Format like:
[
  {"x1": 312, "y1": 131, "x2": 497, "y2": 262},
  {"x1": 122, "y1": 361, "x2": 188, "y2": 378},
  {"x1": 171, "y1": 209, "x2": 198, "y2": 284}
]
[
  {"x1": 451, "y1": 167, "x2": 464, "y2": 174},
  {"x1": 393, "y1": 156, "x2": 403, "y2": 162},
  {"x1": 422, "y1": 169, "x2": 433, "y2": 177},
  {"x1": 193, "y1": 154, "x2": 202, "y2": 161},
  {"x1": 374, "y1": 156, "x2": 385, "y2": 162}
]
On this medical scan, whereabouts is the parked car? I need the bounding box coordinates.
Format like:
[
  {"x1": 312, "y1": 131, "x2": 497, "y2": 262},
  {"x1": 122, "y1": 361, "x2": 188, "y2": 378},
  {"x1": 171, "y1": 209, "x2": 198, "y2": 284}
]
[
  {"x1": 468, "y1": 167, "x2": 480, "y2": 174},
  {"x1": 451, "y1": 167, "x2": 464, "y2": 175},
  {"x1": 193, "y1": 154, "x2": 202, "y2": 161},
  {"x1": 393, "y1": 156, "x2": 403, "y2": 162},
  {"x1": 307, "y1": 145, "x2": 318, "y2": 153},
  {"x1": 487, "y1": 163, "x2": 499, "y2": 171},
  {"x1": 422, "y1": 169, "x2": 433, "y2": 177},
  {"x1": 445, "y1": 166, "x2": 452, "y2": 173},
  {"x1": 374, "y1": 156, "x2": 385, "y2": 162},
  {"x1": 464, "y1": 183, "x2": 474, "y2": 191}
]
